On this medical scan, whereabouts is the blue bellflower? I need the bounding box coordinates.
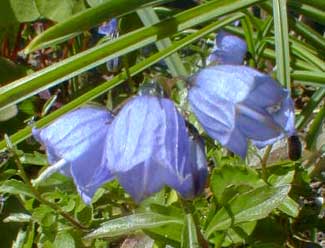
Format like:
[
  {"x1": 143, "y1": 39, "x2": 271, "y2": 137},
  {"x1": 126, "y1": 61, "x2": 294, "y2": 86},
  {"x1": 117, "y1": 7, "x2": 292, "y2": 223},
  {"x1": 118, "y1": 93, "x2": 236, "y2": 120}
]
[
  {"x1": 188, "y1": 65, "x2": 296, "y2": 158},
  {"x1": 207, "y1": 30, "x2": 247, "y2": 65},
  {"x1": 98, "y1": 18, "x2": 118, "y2": 37},
  {"x1": 98, "y1": 18, "x2": 120, "y2": 72},
  {"x1": 33, "y1": 106, "x2": 114, "y2": 204},
  {"x1": 103, "y1": 95, "x2": 207, "y2": 202}
]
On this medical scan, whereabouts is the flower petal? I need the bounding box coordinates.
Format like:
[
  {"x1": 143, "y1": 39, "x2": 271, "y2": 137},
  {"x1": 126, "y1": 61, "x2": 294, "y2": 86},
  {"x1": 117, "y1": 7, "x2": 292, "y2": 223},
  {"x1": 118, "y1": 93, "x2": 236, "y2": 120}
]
[
  {"x1": 242, "y1": 74, "x2": 287, "y2": 108},
  {"x1": 105, "y1": 95, "x2": 195, "y2": 201},
  {"x1": 224, "y1": 127, "x2": 248, "y2": 158},
  {"x1": 207, "y1": 31, "x2": 247, "y2": 65},
  {"x1": 236, "y1": 103, "x2": 282, "y2": 141},
  {"x1": 33, "y1": 106, "x2": 114, "y2": 203},
  {"x1": 98, "y1": 18, "x2": 118, "y2": 36},
  {"x1": 190, "y1": 65, "x2": 260, "y2": 103},
  {"x1": 188, "y1": 135, "x2": 208, "y2": 196},
  {"x1": 189, "y1": 65, "x2": 296, "y2": 157},
  {"x1": 188, "y1": 85, "x2": 235, "y2": 145}
]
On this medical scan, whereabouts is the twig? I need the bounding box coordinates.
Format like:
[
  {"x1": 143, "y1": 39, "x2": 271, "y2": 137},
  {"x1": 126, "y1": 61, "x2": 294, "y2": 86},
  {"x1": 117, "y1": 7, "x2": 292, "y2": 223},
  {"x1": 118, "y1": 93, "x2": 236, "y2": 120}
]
[{"x1": 4, "y1": 135, "x2": 88, "y2": 231}]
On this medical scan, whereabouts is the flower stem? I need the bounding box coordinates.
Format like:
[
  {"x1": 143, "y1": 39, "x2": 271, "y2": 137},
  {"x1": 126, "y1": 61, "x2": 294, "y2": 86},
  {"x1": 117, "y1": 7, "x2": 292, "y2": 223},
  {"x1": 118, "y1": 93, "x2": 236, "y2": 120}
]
[
  {"x1": 261, "y1": 145, "x2": 272, "y2": 181},
  {"x1": 5, "y1": 135, "x2": 88, "y2": 231}
]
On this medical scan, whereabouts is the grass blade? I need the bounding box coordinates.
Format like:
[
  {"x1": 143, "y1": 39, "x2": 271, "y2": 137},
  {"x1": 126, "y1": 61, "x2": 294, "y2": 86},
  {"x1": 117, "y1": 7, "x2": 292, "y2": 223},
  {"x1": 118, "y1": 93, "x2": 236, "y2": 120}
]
[{"x1": 272, "y1": 0, "x2": 291, "y2": 88}]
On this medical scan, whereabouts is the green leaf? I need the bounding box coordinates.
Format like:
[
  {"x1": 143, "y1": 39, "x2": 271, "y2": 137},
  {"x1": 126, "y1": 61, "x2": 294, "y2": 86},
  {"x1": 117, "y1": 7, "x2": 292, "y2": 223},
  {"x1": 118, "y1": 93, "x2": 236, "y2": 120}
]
[
  {"x1": 23, "y1": 223, "x2": 35, "y2": 248},
  {"x1": 181, "y1": 214, "x2": 200, "y2": 248},
  {"x1": 292, "y1": 70, "x2": 325, "y2": 87},
  {"x1": 277, "y1": 196, "x2": 299, "y2": 217},
  {"x1": 1, "y1": 0, "x2": 256, "y2": 112},
  {"x1": 137, "y1": 7, "x2": 188, "y2": 78},
  {"x1": 32, "y1": 205, "x2": 56, "y2": 227},
  {"x1": 20, "y1": 151, "x2": 48, "y2": 166},
  {"x1": 86, "y1": 0, "x2": 107, "y2": 7},
  {"x1": 267, "y1": 170, "x2": 295, "y2": 186},
  {"x1": 0, "y1": 179, "x2": 34, "y2": 197},
  {"x1": 205, "y1": 185, "x2": 291, "y2": 237},
  {"x1": 0, "y1": 105, "x2": 18, "y2": 121},
  {"x1": 3, "y1": 213, "x2": 31, "y2": 223},
  {"x1": 53, "y1": 232, "x2": 75, "y2": 248},
  {"x1": 306, "y1": 106, "x2": 325, "y2": 150},
  {"x1": 0, "y1": 14, "x2": 242, "y2": 150},
  {"x1": 296, "y1": 88, "x2": 325, "y2": 130},
  {"x1": 25, "y1": 0, "x2": 171, "y2": 52},
  {"x1": 272, "y1": 0, "x2": 291, "y2": 88},
  {"x1": 76, "y1": 205, "x2": 93, "y2": 226},
  {"x1": 0, "y1": 56, "x2": 26, "y2": 84},
  {"x1": 288, "y1": 1, "x2": 325, "y2": 25},
  {"x1": 295, "y1": 0, "x2": 325, "y2": 10},
  {"x1": 145, "y1": 224, "x2": 183, "y2": 247},
  {"x1": 35, "y1": 0, "x2": 86, "y2": 23},
  {"x1": 222, "y1": 221, "x2": 257, "y2": 247},
  {"x1": 84, "y1": 213, "x2": 183, "y2": 240},
  {"x1": 0, "y1": 1, "x2": 18, "y2": 27},
  {"x1": 289, "y1": 18, "x2": 325, "y2": 51},
  {"x1": 241, "y1": 14, "x2": 256, "y2": 66},
  {"x1": 210, "y1": 165, "x2": 265, "y2": 203},
  {"x1": 267, "y1": 170, "x2": 299, "y2": 217},
  {"x1": 9, "y1": 0, "x2": 40, "y2": 22},
  {"x1": 0, "y1": 1, "x2": 259, "y2": 117},
  {"x1": 12, "y1": 228, "x2": 28, "y2": 248}
]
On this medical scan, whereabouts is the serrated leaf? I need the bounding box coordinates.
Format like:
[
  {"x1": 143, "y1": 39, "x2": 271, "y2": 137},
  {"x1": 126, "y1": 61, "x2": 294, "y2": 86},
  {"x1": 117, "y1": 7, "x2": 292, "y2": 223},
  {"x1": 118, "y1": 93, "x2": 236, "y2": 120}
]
[
  {"x1": 84, "y1": 213, "x2": 183, "y2": 240},
  {"x1": 0, "y1": 179, "x2": 33, "y2": 197},
  {"x1": 76, "y1": 205, "x2": 92, "y2": 226},
  {"x1": 53, "y1": 232, "x2": 75, "y2": 248},
  {"x1": 32, "y1": 205, "x2": 56, "y2": 227},
  {"x1": 210, "y1": 165, "x2": 265, "y2": 203},
  {"x1": 205, "y1": 185, "x2": 291, "y2": 237}
]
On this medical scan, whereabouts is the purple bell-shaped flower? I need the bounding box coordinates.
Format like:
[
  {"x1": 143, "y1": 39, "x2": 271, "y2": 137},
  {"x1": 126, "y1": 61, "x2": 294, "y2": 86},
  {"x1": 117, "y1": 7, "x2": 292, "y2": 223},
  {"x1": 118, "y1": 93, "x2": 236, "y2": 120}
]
[
  {"x1": 33, "y1": 106, "x2": 114, "y2": 204},
  {"x1": 98, "y1": 18, "x2": 118, "y2": 37},
  {"x1": 207, "y1": 30, "x2": 247, "y2": 65},
  {"x1": 98, "y1": 18, "x2": 120, "y2": 72},
  {"x1": 103, "y1": 91, "x2": 207, "y2": 202},
  {"x1": 188, "y1": 65, "x2": 296, "y2": 158}
]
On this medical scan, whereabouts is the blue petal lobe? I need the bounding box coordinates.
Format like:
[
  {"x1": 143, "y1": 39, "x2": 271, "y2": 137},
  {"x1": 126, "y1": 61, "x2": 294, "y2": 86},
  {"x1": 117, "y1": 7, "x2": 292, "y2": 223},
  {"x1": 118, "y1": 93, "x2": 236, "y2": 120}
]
[
  {"x1": 33, "y1": 106, "x2": 114, "y2": 204},
  {"x1": 207, "y1": 31, "x2": 247, "y2": 65},
  {"x1": 188, "y1": 85, "x2": 235, "y2": 145},
  {"x1": 236, "y1": 104, "x2": 282, "y2": 141},
  {"x1": 105, "y1": 95, "x2": 196, "y2": 201}
]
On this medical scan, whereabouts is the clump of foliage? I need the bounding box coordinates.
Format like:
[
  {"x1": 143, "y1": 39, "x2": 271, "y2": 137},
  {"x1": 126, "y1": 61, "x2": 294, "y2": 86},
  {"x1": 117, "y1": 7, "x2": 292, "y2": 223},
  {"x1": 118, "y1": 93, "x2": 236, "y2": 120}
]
[{"x1": 0, "y1": 0, "x2": 324, "y2": 247}]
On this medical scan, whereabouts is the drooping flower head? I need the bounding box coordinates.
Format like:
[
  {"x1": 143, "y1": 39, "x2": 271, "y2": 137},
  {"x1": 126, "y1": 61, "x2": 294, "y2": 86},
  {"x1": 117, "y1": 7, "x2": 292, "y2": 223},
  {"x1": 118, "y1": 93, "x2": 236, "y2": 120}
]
[
  {"x1": 98, "y1": 18, "x2": 120, "y2": 72},
  {"x1": 188, "y1": 65, "x2": 296, "y2": 158},
  {"x1": 98, "y1": 18, "x2": 118, "y2": 37},
  {"x1": 103, "y1": 83, "x2": 207, "y2": 202},
  {"x1": 33, "y1": 106, "x2": 114, "y2": 204},
  {"x1": 207, "y1": 30, "x2": 247, "y2": 65}
]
